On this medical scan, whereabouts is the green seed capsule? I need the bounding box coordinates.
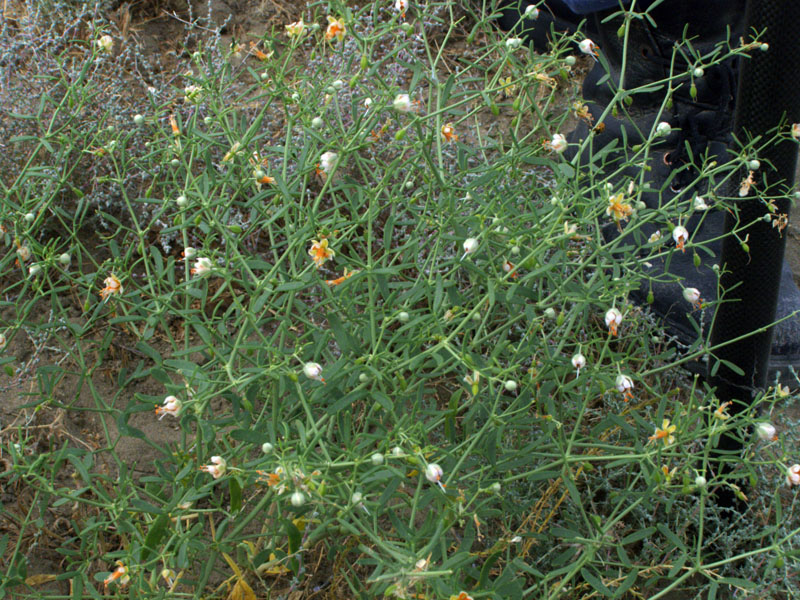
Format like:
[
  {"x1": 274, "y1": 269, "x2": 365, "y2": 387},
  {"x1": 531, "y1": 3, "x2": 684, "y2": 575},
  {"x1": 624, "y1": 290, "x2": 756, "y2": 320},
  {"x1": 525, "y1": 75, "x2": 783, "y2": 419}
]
[
  {"x1": 741, "y1": 242, "x2": 750, "y2": 253},
  {"x1": 693, "y1": 252, "x2": 701, "y2": 268},
  {"x1": 230, "y1": 225, "x2": 242, "y2": 234},
  {"x1": 617, "y1": 24, "x2": 626, "y2": 38},
  {"x1": 490, "y1": 102, "x2": 499, "y2": 116},
  {"x1": 360, "y1": 54, "x2": 368, "y2": 70},
  {"x1": 647, "y1": 291, "x2": 654, "y2": 304},
  {"x1": 690, "y1": 83, "x2": 697, "y2": 99},
  {"x1": 394, "y1": 128, "x2": 407, "y2": 141}
]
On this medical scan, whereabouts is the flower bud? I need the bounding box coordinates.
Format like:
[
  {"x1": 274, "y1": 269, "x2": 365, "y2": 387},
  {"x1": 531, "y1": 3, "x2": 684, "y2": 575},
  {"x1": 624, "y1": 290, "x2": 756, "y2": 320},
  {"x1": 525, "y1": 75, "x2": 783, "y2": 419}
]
[
  {"x1": 133, "y1": 114, "x2": 145, "y2": 126},
  {"x1": 59, "y1": 253, "x2": 71, "y2": 265},
  {"x1": 756, "y1": 422, "x2": 777, "y2": 442},
  {"x1": 504, "y1": 380, "x2": 517, "y2": 392},
  {"x1": 371, "y1": 452, "x2": 384, "y2": 465},
  {"x1": 290, "y1": 491, "x2": 305, "y2": 506},
  {"x1": 656, "y1": 121, "x2": 671, "y2": 137},
  {"x1": 398, "y1": 311, "x2": 410, "y2": 322},
  {"x1": 261, "y1": 442, "x2": 274, "y2": 454},
  {"x1": 311, "y1": 117, "x2": 323, "y2": 128}
]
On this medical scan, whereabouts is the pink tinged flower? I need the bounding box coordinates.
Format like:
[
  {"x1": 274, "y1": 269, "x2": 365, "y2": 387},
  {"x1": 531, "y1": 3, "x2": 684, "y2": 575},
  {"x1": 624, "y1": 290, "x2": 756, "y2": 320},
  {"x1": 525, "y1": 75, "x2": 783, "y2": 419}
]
[
  {"x1": 393, "y1": 93, "x2": 413, "y2": 113},
  {"x1": 96, "y1": 35, "x2": 114, "y2": 54},
  {"x1": 303, "y1": 362, "x2": 325, "y2": 383},
  {"x1": 425, "y1": 463, "x2": 446, "y2": 491},
  {"x1": 672, "y1": 225, "x2": 688, "y2": 253},
  {"x1": 546, "y1": 133, "x2": 568, "y2": 153},
  {"x1": 605, "y1": 307, "x2": 622, "y2": 336},
  {"x1": 756, "y1": 422, "x2": 777, "y2": 442},
  {"x1": 395, "y1": 0, "x2": 409, "y2": 17},
  {"x1": 787, "y1": 464, "x2": 800, "y2": 487},
  {"x1": 16, "y1": 245, "x2": 31, "y2": 262},
  {"x1": 579, "y1": 38, "x2": 597, "y2": 57},
  {"x1": 615, "y1": 374, "x2": 634, "y2": 402},
  {"x1": 682, "y1": 287, "x2": 703, "y2": 310},
  {"x1": 524, "y1": 5, "x2": 539, "y2": 18},
  {"x1": 200, "y1": 456, "x2": 227, "y2": 479},
  {"x1": 792, "y1": 123, "x2": 800, "y2": 140},
  {"x1": 155, "y1": 395, "x2": 182, "y2": 420},
  {"x1": 191, "y1": 257, "x2": 213, "y2": 277},
  {"x1": 571, "y1": 353, "x2": 586, "y2": 376}
]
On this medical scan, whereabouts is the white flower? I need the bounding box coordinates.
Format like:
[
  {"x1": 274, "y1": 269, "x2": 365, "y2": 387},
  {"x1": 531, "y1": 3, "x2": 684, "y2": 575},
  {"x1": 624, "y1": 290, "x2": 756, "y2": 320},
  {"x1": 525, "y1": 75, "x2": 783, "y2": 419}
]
[
  {"x1": 656, "y1": 121, "x2": 671, "y2": 137},
  {"x1": 648, "y1": 230, "x2": 662, "y2": 244},
  {"x1": 303, "y1": 362, "x2": 325, "y2": 382},
  {"x1": 285, "y1": 19, "x2": 306, "y2": 39},
  {"x1": 319, "y1": 151, "x2": 338, "y2": 174},
  {"x1": 393, "y1": 93, "x2": 413, "y2": 113},
  {"x1": 462, "y1": 237, "x2": 479, "y2": 259},
  {"x1": 693, "y1": 195, "x2": 709, "y2": 211},
  {"x1": 191, "y1": 257, "x2": 213, "y2": 277},
  {"x1": 201, "y1": 456, "x2": 227, "y2": 479},
  {"x1": 156, "y1": 395, "x2": 182, "y2": 420},
  {"x1": 96, "y1": 35, "x2": 113, "y2": 53},
  {"x1": 786, "y1": 464, "x2": 800, "y2": 487},
  {"x1": 578, "y1": 38, "x2": 597, "y2": 56},
  {"x1": 395, "y1": 0, "x2": 409, "y2": 15},
  {"x1": 792, "y1": 123, "x2": 800, "y2": 140},
  {"x1": 615, "y1": 374, "x2": 634, "y2": 401},
  {"x1": 756, "y1": 422, "x2": 777, "y2": 442},
  {"x1": 605, "y1": 307, "x2": 622, "y2": 336},
  {"x1": 364, "y1": 97, "x2": 373, "y2": 108},
  {"x1": 28, "y1": 264, "x2": 41, "y2": 277},
  {"x1": 183, "y1": 246, "x2": 197, "y2": 259},
  {"x1": 571, "y1": 353, "x2": 586, "y2": 375},
  {"x1": 672, "y1": 225, "x2": 689, "y2": 252},
  {"x1": 425, "y1": 463, "x2": 445, "y2": 490},
  {"x1": 682, "y1": 287, "x2": 702, "y2": 306},
  {"x1": 506, "y1": 37, "x2": 523, "y2": 50},
  {"x1": 548, "y1": 133, "x2": 568, "y2": 153},
  {"x1": 524, "y1": 5, "x2": 539, "y2": 18}
]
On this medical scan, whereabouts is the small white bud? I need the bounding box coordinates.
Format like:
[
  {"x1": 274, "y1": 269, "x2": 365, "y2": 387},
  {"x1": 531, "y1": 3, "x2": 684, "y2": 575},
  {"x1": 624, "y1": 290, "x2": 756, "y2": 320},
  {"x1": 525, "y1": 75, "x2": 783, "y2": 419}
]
[
  {"x1": 756, "y1": 422, "x2": 777, "y2": 441},
  {"x1": 510, "y1": 245, "x2": 520, "y2": 255},
  {"x1": 398, "y1": 311, "x2": 410, "y2": 323},
  {"x1": 291, "y1": 93, "x2": 300, "y2": 102},
  {"x1": 290, "y1": 491, "x2": 305, "y2": 507},
  {"x1": 133, "y1": 114, "x2": 145, "y2": 126},
  {"x1": 490, "y1": 482, "x2": 501, "y2": 493},
  {"x1": 505, "y1": 37, "x2": 523, "y2": 50},
  {"x1": 524, "y1": 5, "x2": 539, "y2": 18},
  {"x1": 571, "y1": 353, "x2": 586, "y2": 372},
  {"x1": 392, "y1": 446, "x2": 403, "y2": 457},
  {"x1": 694, "y1": 475, "x2": 707, "y2": 488},
  {"x1": 261, "y1": 442, "x2": 274, "y2": 454},
  {"x1": 24, "y1": 213, "x2": 34, "y2": 223},
  {"x1": 462, "y1": 237, "x2": 479, "y2": 256},
  {"x1": 332, "y1": 79, "x2": 344, "y2": 90},
  {"x1": 351, "y1": 492, "x2": 363, "y2": 504},
  {"x1": 565, "y1": 55, "x2": 576, "y2": 66},
  {"x1": 176, "y1": 195, "x2": 188, "y2": 207},
  {"x1": 28, "y1": 264, "x2": 41, "y2": 277},
  {"x1": 693, "y1": 67, "x2": 704, "y2": 78},
  {"x1": 544, "y1": 307, "x2": 556, "y2": 320},
  {"x1": 504, "y1": 380, "x2": 517, "y2": 392},
  {"x1": 748, "y1": 159, "x2": 761, "y2": 170},
  {"x1": 656, "y1": 121, "x2": 671, "y2": 137},
  {"x1": 59, "y1": 253, "x2": 71, "y2": 265},
  {"x1": 311, "y1": 117, "x2": 324, "y2": 128},
  {"x1": 204, "y1": 116, "x2": 213, "y2": 125},
  {"x1": 371, "y1": 452, "x2": 384, "y2": 465},
  {"x1": 393, "y1": 93, "x2": 412, "y2": 113},
  {"x1": 364, "y1": 97, "x2": 373, "y2": 108}
]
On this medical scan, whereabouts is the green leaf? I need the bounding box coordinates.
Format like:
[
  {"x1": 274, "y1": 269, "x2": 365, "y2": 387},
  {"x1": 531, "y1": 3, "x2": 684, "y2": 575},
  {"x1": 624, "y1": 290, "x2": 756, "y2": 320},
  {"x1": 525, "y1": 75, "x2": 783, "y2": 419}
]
[
  {"x1": 286, "y1": 520, "x2": 302, "y2": 554},
  {"x1": 141, "y1": 513, "x2": 170, "y2": 563},
  {"x1": 580, "y1": 568, "x2": 613, "y2": 598},
  {"x1": 229, "y1": 477, "x2": 242, "y2": 512}
]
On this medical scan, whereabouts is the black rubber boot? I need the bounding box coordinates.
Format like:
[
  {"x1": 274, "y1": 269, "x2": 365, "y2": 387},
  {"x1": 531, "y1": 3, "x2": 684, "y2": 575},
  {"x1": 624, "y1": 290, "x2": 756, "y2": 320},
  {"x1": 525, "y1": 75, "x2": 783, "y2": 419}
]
[
  {"x1": 566, "y1": 1, "x2": 800, "y2": 383},
  {"x1": 496, "y1": 0, "x2": 596, "y2": 53}
]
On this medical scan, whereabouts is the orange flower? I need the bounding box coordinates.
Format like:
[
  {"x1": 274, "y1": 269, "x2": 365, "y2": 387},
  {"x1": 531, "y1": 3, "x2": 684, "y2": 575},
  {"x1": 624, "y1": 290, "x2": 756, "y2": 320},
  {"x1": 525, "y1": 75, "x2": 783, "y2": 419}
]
[
  {"x1": 103, "y1": 561, "x2": 130, "y2": 588},
  {"x1": 441, "y1": 123, "x2": 458, "y2": 143},
  {"x1": 502, "y1": 260, "x2": 519, "y2": 279},
  {"x1": 325, "y1": 16, "x2": 346, "y2": 42},
  {"x1": 309, "y1": 238, "x2": 335, "y2": 268},
  {"x1": 325, "y1": 267, "x2": 357, "y2": 286},
  {"x1": 450, "y1": 593, "x2": 474, "y2": 600},
  {"x1": 648, "y1": 419, "x2": 676, "y2": 446},
  {"x1": 606, "y1": 193, "x2": 633, "y2": 226},
  {"x1": 99, "y1": 274, "x2": 123, "y2": 302},
  {"x1": 169, "y1": 114, "x2": 179, "y2": 136}
]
